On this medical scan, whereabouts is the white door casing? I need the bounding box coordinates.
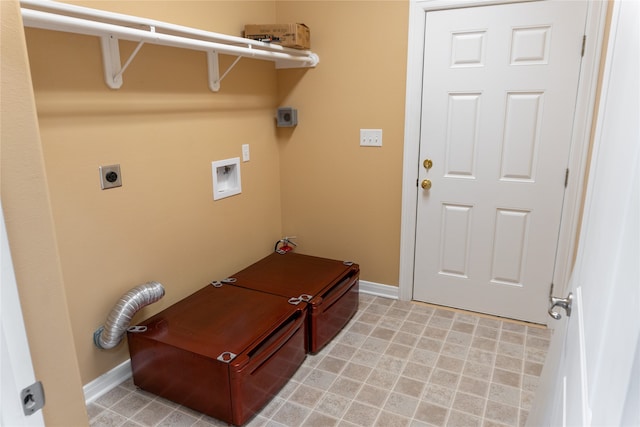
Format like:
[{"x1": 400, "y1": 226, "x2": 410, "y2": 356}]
[
  {"x1": 1, "y1": 202, "x2": 46, "y2": 426},
  {"x1": 399, "y1": 0, "x2": 608, "y2": 323},
  {"x1": 528, "y1": 1, "x2": 640, "y2": 424}
]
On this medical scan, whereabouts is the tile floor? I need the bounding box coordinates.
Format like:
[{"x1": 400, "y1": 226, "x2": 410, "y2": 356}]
[{"x1": 87, "y1": 294, "x2": 551, "y2": 427}]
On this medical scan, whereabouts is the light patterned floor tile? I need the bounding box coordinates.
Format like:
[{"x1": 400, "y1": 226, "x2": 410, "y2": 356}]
[{"x1": 89, "y1": 295, "x2": 549, "y2": 427}]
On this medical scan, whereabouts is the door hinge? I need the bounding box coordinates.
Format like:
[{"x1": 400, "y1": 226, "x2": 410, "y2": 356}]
[
  {"x1": 21, "y1": 381, "x2": 45, "y2": 416},
  {"x1": 564, "y1": 168, "x2": 569, "y2": 188},
  {"x1": 581, "y1": 35, "x2": 586, "y2": 57}
]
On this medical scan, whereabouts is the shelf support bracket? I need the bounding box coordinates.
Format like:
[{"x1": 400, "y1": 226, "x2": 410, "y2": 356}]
[
  {"x1": 100, "y1": 27, "x2": 154, "y2": 90},
  {"x1": 100, "y1": 35, "x2": 123, "y2": 89},
  {"x1": 206, "y1": 53, "x2": 243, "y2": 92},
  {"x1": 100, "y1": 35, "x2": 146, "y2": 90},
  {"x1": 206, "y1": 51, "x2": 220, "y2": 92},
  {"x1": 114, "y1": 40, "x2": 145, "y2": 82}
]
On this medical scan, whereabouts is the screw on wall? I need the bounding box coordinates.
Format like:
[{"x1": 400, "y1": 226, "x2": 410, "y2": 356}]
[{"x1": 99, "y1": 164, "x2": 122, "y2": 189}]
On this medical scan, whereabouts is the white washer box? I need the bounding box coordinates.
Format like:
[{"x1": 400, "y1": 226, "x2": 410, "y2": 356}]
[{"x1": 212, "y1": 157, "x2": 241, "y2": 200}]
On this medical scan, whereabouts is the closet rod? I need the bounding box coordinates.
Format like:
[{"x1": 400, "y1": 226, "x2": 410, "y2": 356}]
[{"x1": 20, "y1": 0, "x2": 319, "y2": 90}]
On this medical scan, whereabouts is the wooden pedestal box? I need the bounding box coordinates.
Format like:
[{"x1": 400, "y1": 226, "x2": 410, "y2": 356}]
[
  {"x1": 127, "y1": 284, "x2": 306, "y2": 426},
  {"x1": 229, "y1": 252, "x2": 360, "y2": 353}
]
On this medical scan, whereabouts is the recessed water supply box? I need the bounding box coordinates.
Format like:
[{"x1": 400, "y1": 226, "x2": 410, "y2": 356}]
[{"x1": 212, "y1": 157, "x2": 241, "y2": 200}]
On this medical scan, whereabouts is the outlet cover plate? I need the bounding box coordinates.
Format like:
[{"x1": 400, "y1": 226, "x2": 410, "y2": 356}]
[
  {"x1": 360, "y1": 129, "x2": 382, "y2": 147},
  {"x1": 99, "y1": 164, "x2": 122, "y2": 189}
]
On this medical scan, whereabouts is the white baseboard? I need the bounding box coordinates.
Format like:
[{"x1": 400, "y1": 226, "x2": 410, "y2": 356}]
[
  {"x1": 359, "y1": 280, "x2": 399, "y2": 299},
  {"x1": 83, "y1": 359, "x2": 132, "y2": 404},
  {"x1": 82, "y1": 282, "x2": 397, "y2": 404}
]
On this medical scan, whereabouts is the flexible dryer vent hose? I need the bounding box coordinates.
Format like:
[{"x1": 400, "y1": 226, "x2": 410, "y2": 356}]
[{"x1": 93, "y1": 281, "x2": 165, "y2": 350}]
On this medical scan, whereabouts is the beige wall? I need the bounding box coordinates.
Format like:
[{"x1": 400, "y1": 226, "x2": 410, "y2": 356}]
[
  {"x1": 1, "y1": 1, "x2": 88, "y2": 425},
  {"x1": 6, "y1": 0, "x2": 409, "y2": 420},
  {"x1": 25, "y1": 1, "x2": 286, "y2": 385},
  {"x1": 276, "y1": 1, "x2": 409, "y2": 286},
  {"x1": 22, "y1": 0, "x2": 410, "y2": 389}
]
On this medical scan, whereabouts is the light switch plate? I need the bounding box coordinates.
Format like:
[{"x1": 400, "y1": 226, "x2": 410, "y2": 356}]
[{"x1": 360, "y1": 129, "x2": 382, "y2": 147}]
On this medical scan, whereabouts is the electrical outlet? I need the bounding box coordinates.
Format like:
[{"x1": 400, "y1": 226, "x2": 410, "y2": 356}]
[
  {"x1": 360, "y1": 129, "x2": 382, "y2": 147},
  {"x1": 242, "y1": 144, "x2": 250, "y2": 162},
  {"x1": 99, "y1": 164, "x2": 122, "y2": 189}
]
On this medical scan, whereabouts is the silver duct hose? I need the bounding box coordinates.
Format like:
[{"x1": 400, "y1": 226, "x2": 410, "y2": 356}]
[{"x1": 93, "y1": 281, "x2": 165, "y2": 349}]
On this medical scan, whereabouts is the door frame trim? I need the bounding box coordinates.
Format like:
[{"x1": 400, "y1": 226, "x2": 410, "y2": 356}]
[{"x1": 398, "y1": 0, "x2": 609, "y2": 313}]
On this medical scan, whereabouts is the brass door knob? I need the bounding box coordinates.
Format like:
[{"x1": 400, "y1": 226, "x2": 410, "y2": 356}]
[
  {"x1": 421, "y1": 179, "x2": 432, "y2": 190},
  {"x1": 423, "y1": 159, "x2": 433, "y2": 170}
]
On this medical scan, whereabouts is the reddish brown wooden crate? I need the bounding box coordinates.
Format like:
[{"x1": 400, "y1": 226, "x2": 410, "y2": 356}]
[
  {"x1": 229, "y1": 252, "x2": 360, "y2": 353},
  {"x1": 127, "y1": 284, "x2": 306, "y2": 426}
]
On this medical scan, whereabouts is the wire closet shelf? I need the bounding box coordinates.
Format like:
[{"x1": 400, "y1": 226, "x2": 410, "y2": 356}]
[{"x1": 20, "y1": 0, "x2": 320, "y2": 92}]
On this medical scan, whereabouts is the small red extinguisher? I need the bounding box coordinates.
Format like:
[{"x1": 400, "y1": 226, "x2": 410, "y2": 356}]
[{"x1": 275, "y1": 236, "x2": 297, "y2": 254}]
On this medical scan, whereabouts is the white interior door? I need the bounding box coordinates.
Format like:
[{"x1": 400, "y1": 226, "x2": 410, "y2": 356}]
[
  {"x1": 528, "y1": 1, "x2": 640, "y2": 425},
  {"x1": 413, "y1": 0, "x2": 588, "y2": 323},
  {"x1": 1, "y1": 202, "x2": 45, "y2": 426}
]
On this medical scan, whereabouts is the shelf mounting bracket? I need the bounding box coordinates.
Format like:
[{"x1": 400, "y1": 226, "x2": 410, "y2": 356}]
[
  {"x1": 206, "y1": 51, "x2": 220, "y2": 92},
  {"x1": 100, "y1": 35, "x2": 146, "y2": 90},
  {"x1": 100, "y1": 35, "x2": 123, "y2": 89},
  {"x1": 100, "y1": 26, "x2": 154, "y2": 90},
  {"x1": 207, "y1": 52, "x2": 243, "y2": 92}
]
